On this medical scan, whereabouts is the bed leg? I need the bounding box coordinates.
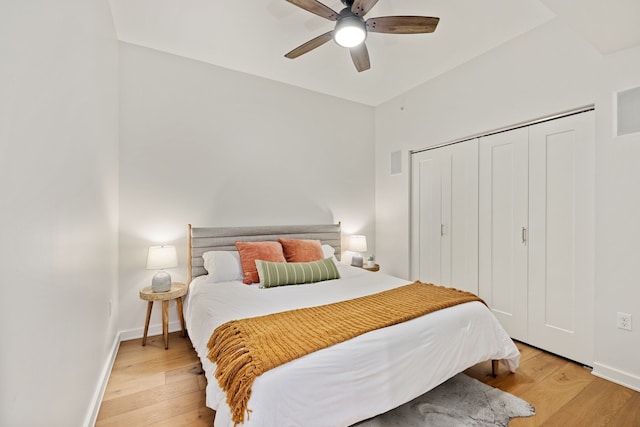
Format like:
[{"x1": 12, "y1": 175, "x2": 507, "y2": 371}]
[{"x1": 491, "y1": 360, "x2": 499, "y2": 377}]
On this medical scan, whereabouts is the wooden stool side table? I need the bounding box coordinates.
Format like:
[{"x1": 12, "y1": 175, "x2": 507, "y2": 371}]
[
  {"x1": 139, "y1": 282, "x2": 188, "y2": 349},
  {"x1": 362, "y1": 263, "x2": 380, "y2": 272}
]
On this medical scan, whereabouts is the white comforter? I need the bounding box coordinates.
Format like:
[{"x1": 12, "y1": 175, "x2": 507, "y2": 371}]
[{"x1": 185, "y1": 264, "x2": 519, "y2": 427}]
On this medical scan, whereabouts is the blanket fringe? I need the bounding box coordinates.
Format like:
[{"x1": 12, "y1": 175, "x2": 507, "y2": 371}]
[{"x1": 207, "y1": 322, "x2": 262, "y2": 425}]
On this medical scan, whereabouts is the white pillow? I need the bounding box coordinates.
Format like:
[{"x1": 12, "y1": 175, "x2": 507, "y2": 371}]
[
  {"x1": 202, "y1": 251, "x2": 243, "y2": 282},
  {"x1": 321, "y1": 244, "x2": 336, "y2": 259}
]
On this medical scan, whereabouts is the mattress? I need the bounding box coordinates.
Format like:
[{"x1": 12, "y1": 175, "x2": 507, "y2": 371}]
[{"x1": 185, "y1": 263, "x2": 519, "y2": 427}]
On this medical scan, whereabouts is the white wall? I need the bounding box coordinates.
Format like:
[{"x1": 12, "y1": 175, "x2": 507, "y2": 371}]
[
  {"x1": 593, "y1": 44, "x2": 640, "y2": 389},
  {"x1": 0, "y1": 1, "x2": 119, "y2": 426},
  {"x1": 117, "y1": 43, "x2": 375, "y2": 337},
  {"x1": 375, "y1": 18, "x2": 640, "y2": 389}
]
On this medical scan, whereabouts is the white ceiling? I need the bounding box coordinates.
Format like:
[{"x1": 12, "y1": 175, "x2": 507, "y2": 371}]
[{"x1": 108, "y1": 0, "x2": 640, "y2": 106}]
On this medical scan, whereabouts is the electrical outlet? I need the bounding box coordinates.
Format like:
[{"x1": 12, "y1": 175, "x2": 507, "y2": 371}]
[{"x1": 616, "y1": 312, "x2": 632, "y2": 331}]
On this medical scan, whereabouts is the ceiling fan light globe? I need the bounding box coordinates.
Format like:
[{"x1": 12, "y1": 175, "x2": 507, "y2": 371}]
[{"x1": 334, "y1": 17, "x2": 366, "y2": 47}]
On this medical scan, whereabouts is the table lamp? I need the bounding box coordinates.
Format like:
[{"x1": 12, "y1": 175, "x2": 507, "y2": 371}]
[
  {"x1": 146, "y1": 245, "x2": 178, "y2": 292},
  {"x1": 349, "y1": 235, "x2": 367, "y2": 267}
]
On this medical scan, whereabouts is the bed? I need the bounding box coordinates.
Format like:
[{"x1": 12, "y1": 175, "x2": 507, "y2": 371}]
[{"x1": 184, "y1": 223, "x2": 519, "y2": 427}]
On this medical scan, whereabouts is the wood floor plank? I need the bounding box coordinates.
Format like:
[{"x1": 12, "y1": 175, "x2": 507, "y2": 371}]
[
  {"x1": 509, "y1": 361, "x2": 595, "y2": 426},
  {"x1": 153, "y1": 407, "x2": 216, "y2": 427},
  {"x1": 98, "y1": 333, "x2": 640, "y2": 426},
  {"x1": 112, "y1": 336, "x2": 193, "y2": 367},
  {"x1": 514, "y1": 341, "x2": 543, "y2": 363},
  {"x1": 96, "y1": 390, "x2": 206, "y2": 427},
  {"x1": 539, "y1": 377, "x2": 637, "y2": 427},
  {"x1": 102, "y1": 371, "x2": 165, "y2": 401},
  {"x1": 111, "y1": 353, "x2": 198, "y2": 378},
  {"x1": 98, "y1": 377, "x2": 203, "y2": 420},
  {"x1": 165, "y1": 361, "x2": 205, "y2": 386},
  {"x1": 466, "y1": 346, "x2": 570, "y2": 396},
  {"x1": 606, "y1": 390, "x2": 640, "y2": 426}
]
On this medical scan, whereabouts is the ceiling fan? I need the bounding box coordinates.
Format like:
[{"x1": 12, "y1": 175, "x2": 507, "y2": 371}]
[{"x1": 284, "y1": 0, "x2": 440, "y2": 72}]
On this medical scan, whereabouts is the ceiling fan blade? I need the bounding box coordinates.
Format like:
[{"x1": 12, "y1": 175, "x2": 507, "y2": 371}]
[
  {"x1": 349, "y1": 43, "x2": 370, "y2": 72},
  {"x1": 285, "y1": 31, "x2": 334, "y2": 59},
  {"x1": 366, "y1": 16, "x2": 439, "y2": 34},
  {"x1": 351, "y1": 0, "x2": 379, "y2": 17},
  {"x1": 286, "y1": 0, "x2": 339, "y2": 21}
]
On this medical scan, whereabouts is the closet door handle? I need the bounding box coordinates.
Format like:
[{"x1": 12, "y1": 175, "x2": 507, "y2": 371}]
[{"x1": 521, "y1": 226, "x2": 527, "y2": 245}]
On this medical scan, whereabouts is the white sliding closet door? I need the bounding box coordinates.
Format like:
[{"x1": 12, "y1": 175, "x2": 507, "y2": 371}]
[
  {"x1": 528, "y1": 111, "x2": 594, "y2": 366},
  {"x1": 479, "y1": 111, "x2": 594, "y2": 366},
  {"x1": 411, "y1": 139, "x2": 478, "y2": 293},
  {"x1": 411, "y1": 151, "x2": 442, "y2": 284},
  {"x1": 478, "y1": 128, "x2": 529, "y2": 342}
]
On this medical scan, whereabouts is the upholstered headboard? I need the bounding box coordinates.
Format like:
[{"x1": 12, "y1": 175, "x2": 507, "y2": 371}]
[{"x1": 187, "y1": 223, "x2": 342, "y2": 283}]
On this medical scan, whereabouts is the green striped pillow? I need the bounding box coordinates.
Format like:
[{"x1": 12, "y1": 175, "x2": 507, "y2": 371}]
[{"x1": 256, "y1": 257, "x2": 341, "y2": 288}]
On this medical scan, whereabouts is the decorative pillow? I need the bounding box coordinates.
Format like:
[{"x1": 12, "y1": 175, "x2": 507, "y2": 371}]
[
  {"x1": 321, "y1": 244, "x2": 336, "y2": 259},
  {"x1": 278, "y1": 238, "x2": 323, "y2": 262},
  {"x1": 256, "y1": 257, "x2": 341, "y2": 288},
  {"x1": 202, "y1": 251, "x2": 243, "y2": 283},
  {"x1": 235, "y1": 241, "x2": 286, "y2": 284}
]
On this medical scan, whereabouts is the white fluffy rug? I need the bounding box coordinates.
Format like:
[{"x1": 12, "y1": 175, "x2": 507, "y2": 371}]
[{"x1": 354, "y1": 373, "x2": 535, "y2": 427}]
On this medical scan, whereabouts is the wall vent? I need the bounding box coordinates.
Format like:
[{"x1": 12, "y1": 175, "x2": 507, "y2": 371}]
[
  {"x1": 617, "y1": 86, "x2": 640, "y2": 136},
  {"x1": 390, "y1": 150, "x2": 402, "y2": 175}
]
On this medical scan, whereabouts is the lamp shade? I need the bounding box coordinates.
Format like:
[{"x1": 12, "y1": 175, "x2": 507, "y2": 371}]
[
  {"x1": 334, "y1": 16, "x2": 367, "y2": 47},
  {"x1": 349, "y1": 235, "x2": 368, "y2": 253},
  {"x1": 146, "y1": 245, "x2": 178, "y2": 270}
]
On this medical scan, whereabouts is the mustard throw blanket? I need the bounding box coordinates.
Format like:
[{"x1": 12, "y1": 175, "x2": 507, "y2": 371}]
[{"x1": 207, "y1": 281, "x2": 484, "y2": 425}]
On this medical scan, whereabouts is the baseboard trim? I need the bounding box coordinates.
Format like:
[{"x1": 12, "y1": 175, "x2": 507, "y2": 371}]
[
  {"x1": 592, "y1": 362, "x2": 640, "y2": 392},
  {"x1": 83, "y1": 331, "x2": 121, "y2": 427}
]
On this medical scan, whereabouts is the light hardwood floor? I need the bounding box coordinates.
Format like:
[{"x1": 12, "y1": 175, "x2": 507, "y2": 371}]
[{"x1": 97, "y1": 333, "x2": 640, "y2": 426}]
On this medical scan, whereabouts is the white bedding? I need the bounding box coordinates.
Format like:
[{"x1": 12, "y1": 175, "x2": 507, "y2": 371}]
[{"x1": 185, "y1": 263, "x2": 519, "y2": 427}]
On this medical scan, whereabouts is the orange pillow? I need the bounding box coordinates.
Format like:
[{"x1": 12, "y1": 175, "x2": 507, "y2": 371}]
[
  {"x1": 278, "y1": 238, "x2": 324, "y2": 263},
  {"x1": 235, "y1": 241, "x2": 286, "y2": 284}
]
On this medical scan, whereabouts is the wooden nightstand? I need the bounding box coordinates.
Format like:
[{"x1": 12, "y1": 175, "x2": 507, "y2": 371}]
[
  {"x1": 139, "y1": 282, "x2": 188, "y2": 349},
  {"x1": 362, "y1": 263, "x2": 380, "y2": 272}
]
